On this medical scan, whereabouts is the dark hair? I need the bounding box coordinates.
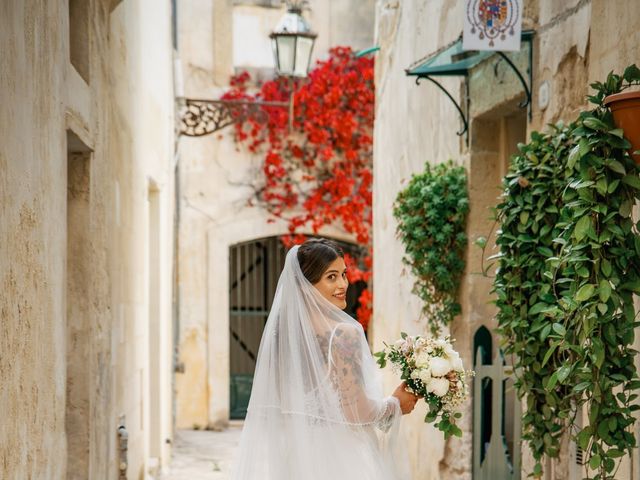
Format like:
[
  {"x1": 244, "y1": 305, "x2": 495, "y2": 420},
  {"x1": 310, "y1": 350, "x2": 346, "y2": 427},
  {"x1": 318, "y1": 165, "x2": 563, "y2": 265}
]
[{"x1": 297, "y1": 238, "x2": 344, "y2": 284}]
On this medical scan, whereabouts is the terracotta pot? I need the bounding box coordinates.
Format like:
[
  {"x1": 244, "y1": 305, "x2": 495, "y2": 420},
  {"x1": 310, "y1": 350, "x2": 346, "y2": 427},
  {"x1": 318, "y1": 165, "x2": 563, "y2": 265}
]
[{"x1": 604, "y1": 90, "x2": 640, "y2": 164}]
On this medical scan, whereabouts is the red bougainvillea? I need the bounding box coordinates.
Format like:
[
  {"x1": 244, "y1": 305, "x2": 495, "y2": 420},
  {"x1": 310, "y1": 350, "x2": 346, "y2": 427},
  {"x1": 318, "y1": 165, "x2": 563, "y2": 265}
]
[{"x1": 221, "y1": 47, "x2": 374, "y2": 329}]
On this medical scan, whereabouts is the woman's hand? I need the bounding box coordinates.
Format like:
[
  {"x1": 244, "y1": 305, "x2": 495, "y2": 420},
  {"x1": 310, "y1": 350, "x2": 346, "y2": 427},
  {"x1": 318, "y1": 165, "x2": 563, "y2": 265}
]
[{"x1": 392, "y1": 382, "x2": 420, "y2": 415}]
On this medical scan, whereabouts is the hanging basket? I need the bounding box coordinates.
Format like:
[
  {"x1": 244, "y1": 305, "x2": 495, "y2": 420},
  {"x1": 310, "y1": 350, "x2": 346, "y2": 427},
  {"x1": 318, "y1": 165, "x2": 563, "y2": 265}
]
[{"x1": 604, "y1": 90, "x2": 640, "y2": 164}]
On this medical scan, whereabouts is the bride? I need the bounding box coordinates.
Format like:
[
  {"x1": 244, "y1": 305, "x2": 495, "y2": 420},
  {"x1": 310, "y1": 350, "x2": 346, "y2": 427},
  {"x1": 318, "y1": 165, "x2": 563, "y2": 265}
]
[{"x1": 231, "y1": 238, "x2": 419, "y2": 479}]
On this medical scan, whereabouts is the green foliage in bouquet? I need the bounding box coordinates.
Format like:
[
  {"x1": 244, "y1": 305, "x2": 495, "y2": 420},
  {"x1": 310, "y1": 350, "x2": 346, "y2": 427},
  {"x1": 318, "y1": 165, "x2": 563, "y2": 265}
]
[
  {"x1": 491, "y1": 66, "x2": 640, "y2": 480},
  {"x1": 393, "y1": 161, "x2": 469, "y2": 335}
]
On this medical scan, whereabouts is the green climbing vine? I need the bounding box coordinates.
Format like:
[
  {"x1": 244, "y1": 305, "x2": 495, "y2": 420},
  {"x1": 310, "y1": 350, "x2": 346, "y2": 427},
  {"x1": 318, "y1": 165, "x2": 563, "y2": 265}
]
[
  {"x1": 393, "y1": 160, "x2": 469, "y2": 335},
  {"x1": 491, "y1": 66, "x2": 640, "y2": 479}
]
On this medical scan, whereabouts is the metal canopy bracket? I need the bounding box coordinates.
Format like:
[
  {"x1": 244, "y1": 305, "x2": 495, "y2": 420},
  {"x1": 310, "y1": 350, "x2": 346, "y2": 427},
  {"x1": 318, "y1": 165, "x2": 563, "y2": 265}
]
[
  {"x1": 416, "y1": 76, "x2": 469, "y2": 136},
  {"x1": 406, "y1": 30, "x2": 534, "y2": 142}
]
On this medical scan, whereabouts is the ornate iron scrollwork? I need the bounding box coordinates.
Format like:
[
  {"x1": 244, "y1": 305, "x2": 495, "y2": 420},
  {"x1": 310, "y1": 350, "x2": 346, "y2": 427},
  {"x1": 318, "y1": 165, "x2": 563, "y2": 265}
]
[{"x1": 179, "y1": 98, "x2": 289, "y2": 137}]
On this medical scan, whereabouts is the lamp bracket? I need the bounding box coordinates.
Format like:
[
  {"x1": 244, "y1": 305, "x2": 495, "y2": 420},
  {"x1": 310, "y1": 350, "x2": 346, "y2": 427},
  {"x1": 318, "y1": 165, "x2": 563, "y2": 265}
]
[{"x1": 179, "y1": 98, "x2": 289, "y2": 137}]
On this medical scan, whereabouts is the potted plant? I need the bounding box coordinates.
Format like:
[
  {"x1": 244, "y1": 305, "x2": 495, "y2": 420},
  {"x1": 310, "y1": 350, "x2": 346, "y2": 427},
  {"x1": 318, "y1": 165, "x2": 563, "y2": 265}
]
[{"x1": 592, "y1": 64, "x2": 640, "y2": 163}]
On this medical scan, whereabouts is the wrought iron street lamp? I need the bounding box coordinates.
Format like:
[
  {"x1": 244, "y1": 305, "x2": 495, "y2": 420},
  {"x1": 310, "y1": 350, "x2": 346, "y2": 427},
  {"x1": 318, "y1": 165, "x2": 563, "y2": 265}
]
[
  {"x1": 270, "y1": 2, "x2": 317, "y2": 78},
  {"x1": 179, "y1": 0, "x2": 316, "y2": 137}
]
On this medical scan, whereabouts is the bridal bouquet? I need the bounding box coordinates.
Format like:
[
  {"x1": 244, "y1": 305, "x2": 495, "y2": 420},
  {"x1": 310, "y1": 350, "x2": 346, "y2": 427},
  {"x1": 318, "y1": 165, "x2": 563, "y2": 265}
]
[{"x1": 374, "y1": 333, "x2": 472, "y2": 438}]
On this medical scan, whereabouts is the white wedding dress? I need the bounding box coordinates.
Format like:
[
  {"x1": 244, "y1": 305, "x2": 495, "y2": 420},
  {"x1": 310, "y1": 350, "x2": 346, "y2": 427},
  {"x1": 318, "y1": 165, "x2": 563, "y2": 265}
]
[{"x1": 230, "y1": 246, "x2": 407, "y2": 480}]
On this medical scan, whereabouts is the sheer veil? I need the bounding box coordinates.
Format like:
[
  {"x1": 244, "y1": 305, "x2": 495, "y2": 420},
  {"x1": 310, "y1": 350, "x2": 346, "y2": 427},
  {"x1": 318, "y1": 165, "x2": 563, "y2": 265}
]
[{"x1": 231, "y1": 245, "x2": 407, "y2": 480}]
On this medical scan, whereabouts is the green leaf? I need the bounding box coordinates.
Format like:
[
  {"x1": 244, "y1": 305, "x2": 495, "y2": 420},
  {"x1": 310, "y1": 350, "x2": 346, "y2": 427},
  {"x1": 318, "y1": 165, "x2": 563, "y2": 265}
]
[
  {"x1": 620, "y1": 199, "x2": 632, "y2": 217},
  {"x1": 583, "y1": 116, "x2": 609, "y2": 131},
  {"x1": 529, "y1": 303, "x2": 549, "y2": 316},
  {"x1": 598, "y1": 280, "x2": 612, "y2": 302},
  {"x1": 374, "y1": 351, "x2": 387, "y2": 368},
  {"x1": 621, "y1": 174, "x2": 640, "y2": 190},
  {"x1": 608, "y1": 179, "x2": 620, "y2": 193},
  {"x1": 589, "y1": 454, "x2": 601, "y2": 470},
  {"x1": 576, "y1": 284, "x2": 596, "y2": 302},
  {"x1": 601, "y1": 259, "x2": 612, "y2": 277},
  {"x1": 607, "y1": 448, "x2": 625, "y2": 458},
  {"x1": 609, "y1": 128, "x2": 625, "y2": 138},
  {"x1": 574, "y1": 215, "x2": 592, "y2": 242},
  {"x1": 540, "y1": 324, "x2": 552, "y2": 341},
  {"x1": 541, "y1": 342, "x2": 559, "y2": 367},
  {"x1": 606, "y1": 159, "x2": 626, "y2": 175},
  {"x1": 557, "y1": 364, "x2": 571, "y2": 383},
  {"x1": 574, "y1": 382, "x2": 591, "y2": 393},
  {"x1": 449, "y1": 423, "x2": 462, "y2": 437},
  {"x1": 552, "y1": 323, "x2": 566, "y2": 336},
  {"x1": 592, "y1": 338, "x2": 605, "y2": 368},
  {"x1": 576, "y1": 428, "x2": 591, "y2": 450},
  {"x1": 546, "y1": 370, "x2": 559, "y2": 390},
  {"x1": 623, "y1": 64, "x2": 640, "y2": 83},
  {"x1": 568, "y1": 144, "x2": 581, "y2": 170}
]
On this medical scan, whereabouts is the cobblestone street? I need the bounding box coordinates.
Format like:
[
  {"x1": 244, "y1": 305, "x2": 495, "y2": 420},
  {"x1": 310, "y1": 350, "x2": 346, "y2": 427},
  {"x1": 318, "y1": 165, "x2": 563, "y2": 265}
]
[{"x1": 162, "y1": 425, "x2": 243, "y2": 480}]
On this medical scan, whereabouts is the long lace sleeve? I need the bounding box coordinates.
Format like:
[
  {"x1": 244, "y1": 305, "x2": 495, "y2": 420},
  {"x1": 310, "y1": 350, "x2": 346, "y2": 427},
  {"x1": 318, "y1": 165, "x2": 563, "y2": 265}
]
[{"x1": 328, "y1": 323, "x2": 401, "y2": 430}]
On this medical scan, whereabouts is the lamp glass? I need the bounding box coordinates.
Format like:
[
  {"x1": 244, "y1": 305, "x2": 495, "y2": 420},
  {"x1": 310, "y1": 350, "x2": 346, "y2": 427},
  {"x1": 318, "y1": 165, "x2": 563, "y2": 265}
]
[
  {"x1": 275, "y1": 36, "x2": 295, "y2": 76},
  {"x1": 294, "y1": 36, "x2": 314, "y2": 77}
]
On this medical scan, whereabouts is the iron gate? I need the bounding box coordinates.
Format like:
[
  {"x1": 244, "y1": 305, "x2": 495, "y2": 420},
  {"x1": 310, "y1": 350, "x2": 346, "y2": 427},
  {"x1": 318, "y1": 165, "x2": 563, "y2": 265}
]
[
  {"x1": 229, "y1": 237, "x2": 366, "y2": 419},
  {"x1": 473, "y1": 326, "x2": 521, "y2": 479}
]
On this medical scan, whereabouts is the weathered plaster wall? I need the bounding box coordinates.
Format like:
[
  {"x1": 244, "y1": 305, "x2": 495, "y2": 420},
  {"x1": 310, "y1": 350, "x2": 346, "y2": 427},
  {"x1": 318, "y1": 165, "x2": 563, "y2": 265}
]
[
  {"x1": 373, "y1": 0, "x2": 640, "y2": 478},
  {"x1": 176, "y1": 0, "x2": 376, "y2": 429},
  {"x1": 109, "y1": 0, "x2": 176, "y2": 476},
  {"x1": 0, "y1": 3, "x2": 69, "y2": 477},
  {"x1": 0, "y1": 0, "x2": 175, "y2": 478},
  {"x1": 373, "y1": 1, "x2": 463, "y2": 478}
]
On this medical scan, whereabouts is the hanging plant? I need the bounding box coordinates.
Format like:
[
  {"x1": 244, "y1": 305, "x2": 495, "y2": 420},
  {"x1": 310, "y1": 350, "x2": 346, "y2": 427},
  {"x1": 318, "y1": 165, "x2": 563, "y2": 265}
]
[
  {"x1": 393, "y1": 161, "x2": 469, "y2": 335},
  {"x1": 490, "y1": 67, "x2": 640, "y2": 479}
]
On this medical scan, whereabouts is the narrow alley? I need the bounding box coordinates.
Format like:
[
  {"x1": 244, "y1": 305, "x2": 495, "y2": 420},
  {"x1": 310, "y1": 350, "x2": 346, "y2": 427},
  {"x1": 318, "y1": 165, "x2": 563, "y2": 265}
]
[
  {"x1": 2, "y1": 1, "x2": 640, "y2": 479},
  {"x1": 162, "y1": 426, "x2": 242, "y2": 480}
]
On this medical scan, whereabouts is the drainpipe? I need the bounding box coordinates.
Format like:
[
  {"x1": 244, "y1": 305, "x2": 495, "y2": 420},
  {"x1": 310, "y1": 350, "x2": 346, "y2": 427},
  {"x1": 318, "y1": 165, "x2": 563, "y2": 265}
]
[{"x1": 117, "y1": 418, "x2": 128, "y2": 479}]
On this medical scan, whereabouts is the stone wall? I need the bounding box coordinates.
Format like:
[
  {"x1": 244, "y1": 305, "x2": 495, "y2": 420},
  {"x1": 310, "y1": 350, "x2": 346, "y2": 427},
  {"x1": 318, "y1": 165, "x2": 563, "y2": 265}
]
[
  {"x1": 372, "y1": 0, "x2": 640, "y2": 478},
  {"x1": 0, "y1": 0, "x2": 176, "y2": 478}
]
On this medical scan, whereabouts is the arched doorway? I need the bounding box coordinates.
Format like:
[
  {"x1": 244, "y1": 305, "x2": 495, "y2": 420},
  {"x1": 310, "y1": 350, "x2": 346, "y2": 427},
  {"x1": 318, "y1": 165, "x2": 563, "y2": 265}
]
[{"x1": 228, "y1": 236, "x2": 366, "y2": 419}]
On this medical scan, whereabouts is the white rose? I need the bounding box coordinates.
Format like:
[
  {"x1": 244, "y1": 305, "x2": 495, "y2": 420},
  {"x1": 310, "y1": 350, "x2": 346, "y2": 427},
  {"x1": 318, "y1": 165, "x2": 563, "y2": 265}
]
[
  {"x1": 427, "y1": 377, "x2": 450, "y2": 397},
  {"x1": 444, "y1": 344, "x2": 457, "y2": 358},
  {"x1": 418, "y1": 368, "x2": 432, "y2": 384},
  {"x1": 429, "y1": 356, "x2": 452, "y2": 377},
  {"x1": 410, "y1": 370, "x2": 421, "y2": 380},
  {"x1": 394, "y1": 339, "x2": 406, "y2": 348},
  {"x1": 451, "y1": 355, "x2": 464, "y2": 372}
]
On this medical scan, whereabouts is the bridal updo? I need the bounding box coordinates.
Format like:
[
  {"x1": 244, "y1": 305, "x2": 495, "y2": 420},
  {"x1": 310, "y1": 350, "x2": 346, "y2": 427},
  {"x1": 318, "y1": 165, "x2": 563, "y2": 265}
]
[{"x1": 297, "y1": 238, "x2": 344, "y2": 284}]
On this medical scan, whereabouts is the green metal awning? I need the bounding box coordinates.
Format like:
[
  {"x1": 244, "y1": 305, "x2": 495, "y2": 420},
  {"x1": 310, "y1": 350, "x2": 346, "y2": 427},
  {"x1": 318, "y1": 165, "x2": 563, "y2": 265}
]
[
  {"x1": 355, "y1": 46, "x2": 380, "y2": 58},
  {"x1": 406, "y1": 31, "x2": 535, "y2": 139},
  {"x1": 406, "y1": 39, "x2": 493, "y2": 77}
]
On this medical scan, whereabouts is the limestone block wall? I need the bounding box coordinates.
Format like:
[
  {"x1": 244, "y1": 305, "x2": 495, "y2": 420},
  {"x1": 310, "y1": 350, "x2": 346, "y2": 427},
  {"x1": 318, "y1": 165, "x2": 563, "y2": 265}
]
[
  {"x1": 373, "y1": 0, "x2": 640, "y2": 478},
  {"x1": 372, "y1": 2, "x2": 463, "y2": 478},
  {"x1": 0, "y1": 0, "x2": 176, "y2": 478},
  {"x1": 175, "y1": 0, "x2": 376, "y2": 429}
]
